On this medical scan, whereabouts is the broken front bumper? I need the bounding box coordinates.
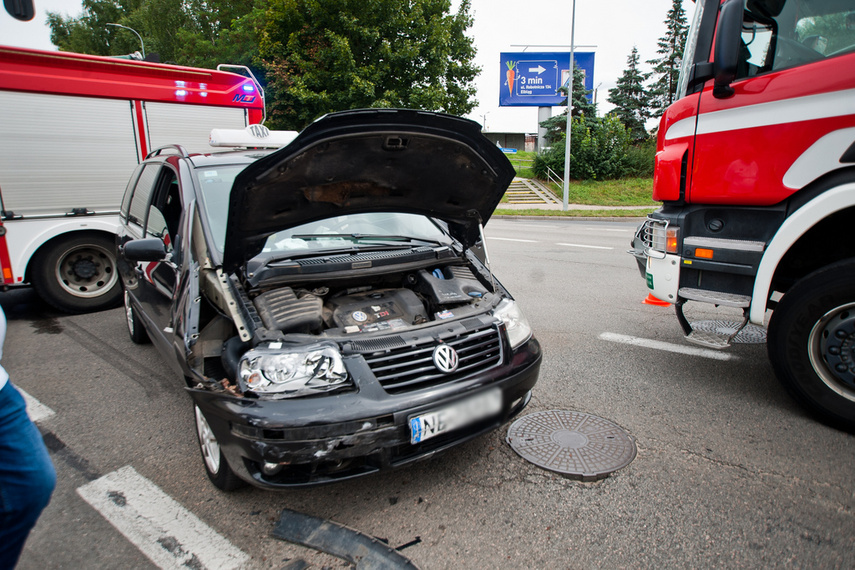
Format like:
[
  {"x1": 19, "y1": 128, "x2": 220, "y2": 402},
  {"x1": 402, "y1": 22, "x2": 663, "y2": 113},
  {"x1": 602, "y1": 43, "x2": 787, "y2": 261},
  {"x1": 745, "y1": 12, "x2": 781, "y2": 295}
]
[{"x1": 188, "y1": 337, "x2": 541, "y2": 488}]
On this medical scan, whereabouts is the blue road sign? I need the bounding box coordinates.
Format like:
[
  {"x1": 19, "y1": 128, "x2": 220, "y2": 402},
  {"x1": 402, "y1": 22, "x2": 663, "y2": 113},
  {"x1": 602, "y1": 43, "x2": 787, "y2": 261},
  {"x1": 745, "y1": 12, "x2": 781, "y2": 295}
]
[{"x1": 499, "y1": 52, "x2": 595, "y2": 107}]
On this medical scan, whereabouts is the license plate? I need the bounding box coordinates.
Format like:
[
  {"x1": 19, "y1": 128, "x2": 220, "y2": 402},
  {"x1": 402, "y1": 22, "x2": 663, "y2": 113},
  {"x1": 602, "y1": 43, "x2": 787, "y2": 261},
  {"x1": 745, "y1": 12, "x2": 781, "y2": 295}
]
[{"x1": 409, "y1": 389, "x2": 502, "y2": 445}]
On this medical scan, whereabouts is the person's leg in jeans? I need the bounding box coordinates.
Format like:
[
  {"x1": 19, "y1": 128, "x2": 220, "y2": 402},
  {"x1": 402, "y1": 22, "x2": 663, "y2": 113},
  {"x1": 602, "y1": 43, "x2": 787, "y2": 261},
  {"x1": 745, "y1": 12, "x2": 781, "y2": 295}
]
[{"x1": 0, "y1": 382, "x2": 56, "y2": 568}]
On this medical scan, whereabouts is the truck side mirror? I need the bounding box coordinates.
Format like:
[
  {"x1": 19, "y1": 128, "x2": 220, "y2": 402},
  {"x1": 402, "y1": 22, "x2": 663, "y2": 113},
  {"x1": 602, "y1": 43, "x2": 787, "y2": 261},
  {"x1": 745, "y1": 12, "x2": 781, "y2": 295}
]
[
  {"x1": 4, "y1": 0, "x2": 35, "y2": 21},
  {"x1": 713, "y1": 0, "x2": 745, "y2": 99}
]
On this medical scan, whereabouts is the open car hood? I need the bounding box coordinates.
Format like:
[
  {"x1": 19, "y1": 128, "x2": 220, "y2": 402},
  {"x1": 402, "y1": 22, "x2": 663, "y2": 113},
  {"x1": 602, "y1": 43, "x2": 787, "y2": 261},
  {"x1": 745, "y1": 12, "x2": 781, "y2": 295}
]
[{"x1": 222, "y1": 109, "x2": 515, "y2": 273}]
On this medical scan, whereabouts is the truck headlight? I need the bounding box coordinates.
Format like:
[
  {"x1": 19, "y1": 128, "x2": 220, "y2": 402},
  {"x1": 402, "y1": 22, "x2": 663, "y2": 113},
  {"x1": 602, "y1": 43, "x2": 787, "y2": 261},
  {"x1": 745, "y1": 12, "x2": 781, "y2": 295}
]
[
  {"x1": 493, "y1": 298, "x2": 532, "y2": 349},
  {"x1": 238, "y1": 344, "x2": 350, "y2": 398}
]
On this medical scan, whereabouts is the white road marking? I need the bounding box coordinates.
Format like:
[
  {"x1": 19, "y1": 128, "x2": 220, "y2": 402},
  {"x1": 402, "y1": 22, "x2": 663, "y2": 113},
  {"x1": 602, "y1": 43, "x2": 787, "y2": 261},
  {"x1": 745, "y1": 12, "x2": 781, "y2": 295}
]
[
  {"x1": 494, "y1": 223, "x2": 559, "y2": 229},
  {"x1": 585, "y1": 227, "x2": 632, "y2": 233},
  {"x1": 77, "y1": 466, "x2": 250, "y2": 570},
  {"x1": 599, "y1": 332, "x2": 736, "y2": 361},
  {"x1": 19, "y1": 388, "x2": 55, "y2": 423},
  {"x1": 556, "y1": 242, "x2": 614, "y2": 250},
  {"x1": 487, "y1": 237, "x2": 539, "y2": 243}
]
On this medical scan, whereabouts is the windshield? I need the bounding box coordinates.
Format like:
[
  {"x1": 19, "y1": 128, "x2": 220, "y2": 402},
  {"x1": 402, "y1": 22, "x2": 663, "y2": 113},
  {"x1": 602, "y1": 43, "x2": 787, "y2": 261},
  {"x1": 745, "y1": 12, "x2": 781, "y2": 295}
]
[
  {"x1": 261, "y1": 212, "x2": 451, "y2": 255},
  {"x1": 675, "y1": 0, "x2": 706, "y2": 100}
]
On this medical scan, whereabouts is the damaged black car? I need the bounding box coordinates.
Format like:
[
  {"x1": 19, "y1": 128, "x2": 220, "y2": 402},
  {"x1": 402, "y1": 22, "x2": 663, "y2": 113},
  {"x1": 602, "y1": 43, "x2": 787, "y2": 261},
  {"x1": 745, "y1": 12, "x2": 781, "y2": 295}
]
[{"x1": 117, "y1": 109, "x2": 542, "y2": 490}]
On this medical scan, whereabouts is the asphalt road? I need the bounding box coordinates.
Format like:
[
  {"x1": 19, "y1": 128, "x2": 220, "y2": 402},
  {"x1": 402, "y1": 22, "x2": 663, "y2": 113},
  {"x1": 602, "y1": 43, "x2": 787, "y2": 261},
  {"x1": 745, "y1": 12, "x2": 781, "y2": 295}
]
[{"x1": 8, "y1": 217, "x2": 854, "y2": 569}]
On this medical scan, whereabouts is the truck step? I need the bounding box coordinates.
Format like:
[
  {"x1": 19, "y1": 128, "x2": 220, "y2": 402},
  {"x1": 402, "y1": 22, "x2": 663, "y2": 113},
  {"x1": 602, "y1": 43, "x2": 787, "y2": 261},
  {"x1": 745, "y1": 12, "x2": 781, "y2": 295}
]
[
  {"x1": 678, "y1": 287, "x2": 751, "y2": 308},
  {"x1": 683, "y1": 312, "x2": 751, "y2": 350},
  {"x1": 684, "y1": 329, "x2": 734, "y2": 349}
]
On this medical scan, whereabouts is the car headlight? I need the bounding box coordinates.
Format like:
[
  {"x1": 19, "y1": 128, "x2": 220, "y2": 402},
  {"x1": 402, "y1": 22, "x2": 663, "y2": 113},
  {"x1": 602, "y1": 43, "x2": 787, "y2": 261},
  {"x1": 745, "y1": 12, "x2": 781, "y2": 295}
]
[
  {"x1": 238, "y1": 343, "x2": 350, "y2": 398},
  {"x1": 493, "y1": 298, "x2": 532, "y2": 349}
]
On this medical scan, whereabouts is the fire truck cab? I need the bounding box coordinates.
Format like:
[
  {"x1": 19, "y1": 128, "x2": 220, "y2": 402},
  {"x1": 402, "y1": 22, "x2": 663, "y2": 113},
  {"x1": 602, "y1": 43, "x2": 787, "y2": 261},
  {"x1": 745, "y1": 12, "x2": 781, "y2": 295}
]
[{"x1": 632, "y1": 0, "x2": 855, "y2": 429}]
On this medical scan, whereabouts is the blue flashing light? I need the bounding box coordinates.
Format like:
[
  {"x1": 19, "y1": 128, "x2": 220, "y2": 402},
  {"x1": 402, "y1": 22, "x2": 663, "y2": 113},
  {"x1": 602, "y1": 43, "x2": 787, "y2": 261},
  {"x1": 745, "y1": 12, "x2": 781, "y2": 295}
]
[
  {"x1": 175, "y1": 89, "x2": 187, "y2": 97},
  {"x1": 242, "y1": 84, "x2": 255, "y2": 92}
]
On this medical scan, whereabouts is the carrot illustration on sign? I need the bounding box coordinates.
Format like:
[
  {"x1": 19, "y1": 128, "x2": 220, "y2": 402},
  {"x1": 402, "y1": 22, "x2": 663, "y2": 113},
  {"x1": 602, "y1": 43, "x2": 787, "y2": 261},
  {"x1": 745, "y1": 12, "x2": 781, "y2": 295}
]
[{"x1": 505, "y1": 61, "x2": 515, "y2": 97}]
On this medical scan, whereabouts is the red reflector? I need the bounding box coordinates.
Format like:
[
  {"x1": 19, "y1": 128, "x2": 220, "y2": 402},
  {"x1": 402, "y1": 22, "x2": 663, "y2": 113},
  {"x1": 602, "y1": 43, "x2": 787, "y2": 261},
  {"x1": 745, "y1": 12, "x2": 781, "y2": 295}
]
[{"x1": 695, "y1": 248, "x2": 714, "y2": 259}]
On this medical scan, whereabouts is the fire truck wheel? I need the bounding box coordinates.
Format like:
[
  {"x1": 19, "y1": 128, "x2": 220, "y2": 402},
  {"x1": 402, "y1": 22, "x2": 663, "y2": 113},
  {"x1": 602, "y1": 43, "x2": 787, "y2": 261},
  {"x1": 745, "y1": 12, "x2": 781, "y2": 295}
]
[
  {"x1": 767, "y1": 259, "x2": 855, "y2": 432},
  {"x1": 31, "y1": 234, "x2": 123, "y2": 314}
]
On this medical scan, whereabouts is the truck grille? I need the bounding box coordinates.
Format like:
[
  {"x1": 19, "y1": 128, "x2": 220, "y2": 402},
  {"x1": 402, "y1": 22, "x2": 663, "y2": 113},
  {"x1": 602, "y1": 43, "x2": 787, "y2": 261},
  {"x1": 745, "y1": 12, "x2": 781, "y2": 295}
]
[{"x1": 360, "y1": 324, "x2": 504, "y2": 393}]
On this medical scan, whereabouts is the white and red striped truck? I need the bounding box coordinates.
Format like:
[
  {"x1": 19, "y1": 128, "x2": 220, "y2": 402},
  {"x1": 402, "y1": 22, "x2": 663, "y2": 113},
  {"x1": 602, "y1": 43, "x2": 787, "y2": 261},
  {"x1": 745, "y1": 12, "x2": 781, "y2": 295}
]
[
  {"x1": 632, "y1": 0, "x2": 855, "y2": 429},
  {"x1": 0, "y1": 45, "x2": 265, "y2": 312}
]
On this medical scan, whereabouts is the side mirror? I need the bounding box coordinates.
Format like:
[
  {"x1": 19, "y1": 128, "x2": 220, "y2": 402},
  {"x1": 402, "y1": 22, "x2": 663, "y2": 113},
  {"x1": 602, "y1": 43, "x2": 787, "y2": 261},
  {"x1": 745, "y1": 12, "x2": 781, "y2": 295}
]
[
  {"x1": 121, "y1": 238, "x2": 169, "y2": 262},
  {"x1": 713, "y1": 0, "x2": 745, "y2": 98},
  {"x1": 4, "y1": 0, "x2": 35, "y2": 21}
]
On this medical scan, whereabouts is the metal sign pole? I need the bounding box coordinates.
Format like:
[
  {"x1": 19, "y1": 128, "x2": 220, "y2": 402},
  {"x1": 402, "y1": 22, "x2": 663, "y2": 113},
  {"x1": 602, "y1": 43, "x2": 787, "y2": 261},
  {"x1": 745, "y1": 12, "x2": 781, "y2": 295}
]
[{"x1": 562, "y1": 0, "x2": 577, "y2": 211}]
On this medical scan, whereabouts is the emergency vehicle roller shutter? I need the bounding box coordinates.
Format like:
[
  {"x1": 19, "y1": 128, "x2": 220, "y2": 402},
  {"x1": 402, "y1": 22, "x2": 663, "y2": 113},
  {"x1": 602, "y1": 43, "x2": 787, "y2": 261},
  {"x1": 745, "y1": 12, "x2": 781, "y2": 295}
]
[
  {"x1": 144, "y1": 103, "x2": 248, "y2": 154},
  {"x1": 0, "y1": 91, "x2": 140, "y2": 216}
]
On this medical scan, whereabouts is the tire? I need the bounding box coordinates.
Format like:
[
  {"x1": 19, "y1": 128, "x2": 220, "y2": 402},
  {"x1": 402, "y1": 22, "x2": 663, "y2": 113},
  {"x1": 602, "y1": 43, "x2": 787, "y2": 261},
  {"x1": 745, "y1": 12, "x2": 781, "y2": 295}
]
[
  {"x1": 31, "y1": 234, "x2": 122, "y2": 313},
  {"x1": 124, "y1": 290, "x2": 150, "y2": 344},
  {"x1": 194, "y1": 405, "x2": 246, "y2": 491},
  {"x1": 767, "y1": 259, "x2": 855, "y2": 431}
]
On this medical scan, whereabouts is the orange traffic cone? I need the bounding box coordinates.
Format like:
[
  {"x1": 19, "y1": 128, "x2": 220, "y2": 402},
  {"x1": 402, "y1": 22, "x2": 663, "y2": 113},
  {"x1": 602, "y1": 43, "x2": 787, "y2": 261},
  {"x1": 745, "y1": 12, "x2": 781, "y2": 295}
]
[{"x1": 643, "y1": 293, "x2": 670, "y2": 306}]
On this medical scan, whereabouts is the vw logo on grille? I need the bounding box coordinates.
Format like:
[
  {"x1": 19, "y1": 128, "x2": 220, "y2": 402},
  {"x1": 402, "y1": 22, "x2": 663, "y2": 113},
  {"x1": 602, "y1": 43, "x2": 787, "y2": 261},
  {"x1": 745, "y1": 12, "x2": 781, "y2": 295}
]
[{"x1": 432, "y1": 345, "x2": 459, "y2": 374}]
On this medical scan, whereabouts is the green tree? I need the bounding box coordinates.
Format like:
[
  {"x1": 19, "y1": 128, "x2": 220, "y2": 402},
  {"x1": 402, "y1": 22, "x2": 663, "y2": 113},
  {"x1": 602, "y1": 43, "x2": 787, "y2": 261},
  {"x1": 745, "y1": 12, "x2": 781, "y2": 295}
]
[
  {"x1": 607, "y1": 46, "x2": 652, "y2": 142},
  {"x1": 47, "y1": 0, "x2": 257, "y2": 66},
  {"x1": 533, "y1": 115, "x2": 633, "y2": 181},
  {"x1": 538, "y1": 64, "x2": 596, "y2": 144},
  {"x1": 258, "y1": 0, "x2": 480, "y2": 130},
  {"x1": 647, "y1": 0, "x2": 688, "y2": 117},
  {"x1": 47, "y1": 0, "x2": 138, "y2": 57}
]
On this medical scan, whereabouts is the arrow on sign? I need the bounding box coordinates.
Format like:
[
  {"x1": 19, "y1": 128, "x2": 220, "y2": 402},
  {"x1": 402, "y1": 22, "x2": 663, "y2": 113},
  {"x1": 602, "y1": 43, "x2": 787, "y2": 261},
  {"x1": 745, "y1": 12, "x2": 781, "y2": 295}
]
[{"x1": 528, "y1": 65, "x2": 546, "y2": 74}]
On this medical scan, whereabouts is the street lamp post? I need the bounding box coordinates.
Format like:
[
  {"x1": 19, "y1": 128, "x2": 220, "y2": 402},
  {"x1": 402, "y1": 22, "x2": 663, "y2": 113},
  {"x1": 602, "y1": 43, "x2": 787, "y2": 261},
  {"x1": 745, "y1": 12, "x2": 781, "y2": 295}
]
[
  {"x1": 106, "y1": 23, "x2": 145, "y2": 59},
  {"x1": 562, "y1": 0, "x2": 577, "y2": 211}
]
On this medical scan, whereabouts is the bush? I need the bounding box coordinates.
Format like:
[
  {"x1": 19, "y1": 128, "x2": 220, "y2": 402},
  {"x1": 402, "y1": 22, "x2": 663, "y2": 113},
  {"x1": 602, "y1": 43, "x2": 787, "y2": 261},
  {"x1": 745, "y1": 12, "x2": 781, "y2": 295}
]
[
  {"x1": 533, "y1": 115, "x2": 636, "y2": 181},
  {"x1": 624, "y1": 138, "x2": 656, "y2": 177}
]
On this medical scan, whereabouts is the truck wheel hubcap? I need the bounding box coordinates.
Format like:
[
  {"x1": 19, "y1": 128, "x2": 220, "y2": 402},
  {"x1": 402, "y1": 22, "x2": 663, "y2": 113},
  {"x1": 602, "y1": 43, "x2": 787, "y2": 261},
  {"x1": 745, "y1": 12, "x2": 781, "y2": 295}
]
[
  {"x1": 809, "y1": 301, "x2": 855, "y2": 402},
  {"x1": 55, "y1": 244, "x2": 119, "y2": 298}
]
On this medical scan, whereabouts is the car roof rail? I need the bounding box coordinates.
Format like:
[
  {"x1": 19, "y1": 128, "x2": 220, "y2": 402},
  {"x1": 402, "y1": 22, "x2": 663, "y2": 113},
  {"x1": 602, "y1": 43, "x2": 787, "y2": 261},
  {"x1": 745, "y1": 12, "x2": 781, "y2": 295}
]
[{"x1": 146, "y1": 144, "x2": 190, "y2": 159}]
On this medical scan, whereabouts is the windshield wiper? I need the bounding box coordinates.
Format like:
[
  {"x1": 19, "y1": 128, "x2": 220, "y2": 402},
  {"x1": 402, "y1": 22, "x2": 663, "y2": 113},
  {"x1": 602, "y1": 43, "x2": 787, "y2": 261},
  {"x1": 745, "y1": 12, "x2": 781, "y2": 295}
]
[{"x1": 290, "y1": 234, "x2": 444, "y2": 246}]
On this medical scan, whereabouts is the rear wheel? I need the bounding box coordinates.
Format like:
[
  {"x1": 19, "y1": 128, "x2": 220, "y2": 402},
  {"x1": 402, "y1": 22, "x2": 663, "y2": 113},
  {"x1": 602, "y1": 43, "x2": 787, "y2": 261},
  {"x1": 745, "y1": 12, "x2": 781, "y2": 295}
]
[
  {"x1": 31, "y1": 234, "x2": 122, "y2": 313},
  {"x1": 767, "y1": 260, "x2": 855, "y2": 431},
  {"x1": 194, "y1": 406, "x2": 245, "y2": 491},
  {"x1": 124, "y1": 290, "x2": 149, "y2": 344}
]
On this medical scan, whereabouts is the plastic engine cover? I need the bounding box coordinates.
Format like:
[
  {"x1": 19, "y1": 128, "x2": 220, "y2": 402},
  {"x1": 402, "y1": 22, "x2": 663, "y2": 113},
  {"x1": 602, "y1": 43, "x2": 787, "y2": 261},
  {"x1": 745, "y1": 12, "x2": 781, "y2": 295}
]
[
  {"x1": 325, "y1": 289, "x2": 427, "y2": 331},
  {"x1": 417, "y1": 267, "x2": 487, "y2": 305},
  {"x1": 254, "y1": 287, "x2": 323, "y2": 333}
]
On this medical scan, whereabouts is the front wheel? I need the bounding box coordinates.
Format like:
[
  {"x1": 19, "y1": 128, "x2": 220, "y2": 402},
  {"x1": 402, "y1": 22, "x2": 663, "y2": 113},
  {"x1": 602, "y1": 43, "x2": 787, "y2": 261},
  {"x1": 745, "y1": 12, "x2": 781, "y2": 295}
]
[
  {"x1": 767, "y1": 260, "x2": 855, "y2": 431},
  {"x1": 124, "y1": 290, "x2": 149, "y2": 344},
  {"x1": 31, "y1": 234, "x2": 122, "y2": 313},
  {"x1": 194, "y1": 406, "x2": 245, "y2": 491}
]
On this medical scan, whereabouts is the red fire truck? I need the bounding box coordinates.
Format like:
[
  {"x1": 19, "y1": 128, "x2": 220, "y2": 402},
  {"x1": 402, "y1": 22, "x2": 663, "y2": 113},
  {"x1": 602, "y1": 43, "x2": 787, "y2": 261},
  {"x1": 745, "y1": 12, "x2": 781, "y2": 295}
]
[
  {"x1": 0, "y1": 45, "x2": 265, "y2": 312},
  {"x1": 632, "y1": 0, "x2": 855, "y2": 429}
]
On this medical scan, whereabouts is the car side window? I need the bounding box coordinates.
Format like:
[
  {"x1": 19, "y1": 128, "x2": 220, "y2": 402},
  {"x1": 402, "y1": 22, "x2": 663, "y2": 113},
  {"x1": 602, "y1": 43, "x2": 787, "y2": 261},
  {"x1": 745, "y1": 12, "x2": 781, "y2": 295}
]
[
  {"x1": 737, "y1": 1, "x2": 855, "y2": 81},
  {"x1": 146, "y1": 170, "x2": 181, "y2": 255},
  {"x1": 120, "y1": 164, "x2": 145, "y2": 222},
  {"x1": 127, "y1": 164, "x2": 161, "y2": 229}
]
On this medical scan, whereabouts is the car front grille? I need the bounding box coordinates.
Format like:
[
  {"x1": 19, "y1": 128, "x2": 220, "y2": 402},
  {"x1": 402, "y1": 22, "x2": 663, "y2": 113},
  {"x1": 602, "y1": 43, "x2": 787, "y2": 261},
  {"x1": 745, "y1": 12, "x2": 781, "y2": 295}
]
[{"x1": 358, "y1": 323, "x2": 504, "y2": 393}]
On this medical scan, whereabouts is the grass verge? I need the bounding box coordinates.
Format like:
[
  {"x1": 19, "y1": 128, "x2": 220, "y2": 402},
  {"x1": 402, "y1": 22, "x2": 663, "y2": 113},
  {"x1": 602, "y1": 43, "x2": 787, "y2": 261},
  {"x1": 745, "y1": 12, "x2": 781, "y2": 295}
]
[
  {"x1": 493, "y1": 207, "x2": 656, "y2": 217},
  {"x1": 540, "y1": 177, "x2": 657, "y2": 206}
]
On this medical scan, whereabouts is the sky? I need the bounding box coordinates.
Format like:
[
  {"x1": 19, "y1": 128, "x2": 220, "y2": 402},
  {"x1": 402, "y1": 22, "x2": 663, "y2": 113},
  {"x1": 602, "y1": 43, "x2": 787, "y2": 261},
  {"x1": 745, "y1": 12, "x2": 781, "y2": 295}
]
[{"x1": 1, "y1": 0, "x2": 694, "y2": 134}]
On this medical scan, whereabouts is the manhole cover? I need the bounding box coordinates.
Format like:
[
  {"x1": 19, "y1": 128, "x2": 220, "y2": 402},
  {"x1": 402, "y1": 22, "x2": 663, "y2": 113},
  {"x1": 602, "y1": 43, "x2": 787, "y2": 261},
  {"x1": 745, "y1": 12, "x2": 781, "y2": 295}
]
[
  {"x1": 691, "y1": 320, "x2": 767, "y2": 344},
  {"x1": 506, "y1": 410, "x2": 636, "y2": 481}
]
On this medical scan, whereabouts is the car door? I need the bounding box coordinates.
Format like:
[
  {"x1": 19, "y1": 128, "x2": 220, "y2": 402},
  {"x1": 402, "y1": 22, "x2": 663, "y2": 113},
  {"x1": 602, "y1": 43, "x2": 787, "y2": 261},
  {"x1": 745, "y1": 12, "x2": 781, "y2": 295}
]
[{"x1": 121, "y1": 162, "x2": 182, "y2": 356}]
